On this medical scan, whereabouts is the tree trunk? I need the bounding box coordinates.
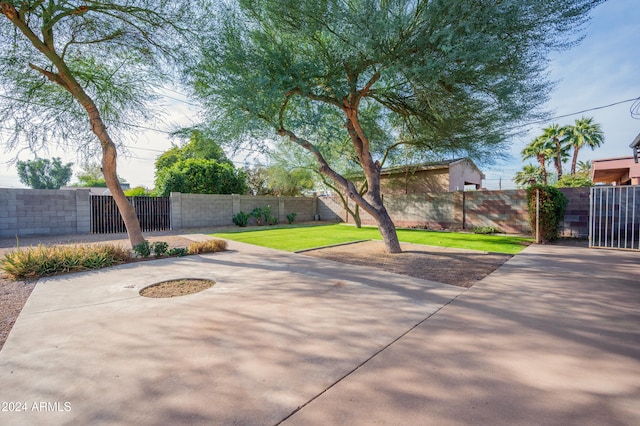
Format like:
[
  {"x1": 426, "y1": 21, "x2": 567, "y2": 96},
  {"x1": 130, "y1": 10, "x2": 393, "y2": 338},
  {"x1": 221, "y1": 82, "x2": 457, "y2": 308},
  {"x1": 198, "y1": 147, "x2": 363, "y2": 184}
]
[
  {"x1": 101, "y1": 143, "x2": 145, "y2": 247},
  {"x1": 570, "y1": 147, "x2": 579, "y2": 176},
  {"x1": 538, "y1": 155, "x2": 548, "y2": 185},
  {"x1": 1, "y1": 4, "x2": 145, "y2": 248}
]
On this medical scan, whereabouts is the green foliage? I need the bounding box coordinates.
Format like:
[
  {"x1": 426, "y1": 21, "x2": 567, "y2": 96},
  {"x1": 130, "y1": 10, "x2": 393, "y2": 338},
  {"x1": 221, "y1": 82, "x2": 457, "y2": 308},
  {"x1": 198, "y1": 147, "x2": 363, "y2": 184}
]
[
  {"x1": 72, "y1": 163, "x2": 126, "y2": 188},
  {"x1": 187, "y1": 239, "x2": 228, "y2": 255},
  {"x1": 155, "y1": 158, "x2": 247, "y2": 196},
  {"x1": 514, "y1": 165, "x2": 545, "y2": 188},
  {"x1": 0, "y1": 1, "x2": 197, "y2": 152},
  {"x1": 286, "y1": 212, "x2": 297, "y2": 224},
  {"x1": 555, "y1": 174, "x2": 593, "y2": 188},
  {"x1": 125, "y1": 186, "x2": 155, "y2": 197},
  {"x1": 151, "y1": 241, "x2": 169, "y2": 257},
  {"x1": 132, "y1": 240, "x2": 151, "y2": 258},
  {"x1": 232, "y1": 211, "x2": 251, "y2": 227},
  {"x1": 526, "y1": 185, "x2": 569, "y2": 243},
  {"x1": 473, "y1": 226, "x2": 501, "y2": 235},
  {"x1": 167, "y1": 247, "x2": 189, "y2": 257},
  {"x1": 16, "y1": 157, "x2": 73, "y2": 189},
  {"x1": 250, "y1": 205, "x2": 278, "y2": 226},
  {"x1": 0, "y1": 244, "x2": 130, "y2": 279}
]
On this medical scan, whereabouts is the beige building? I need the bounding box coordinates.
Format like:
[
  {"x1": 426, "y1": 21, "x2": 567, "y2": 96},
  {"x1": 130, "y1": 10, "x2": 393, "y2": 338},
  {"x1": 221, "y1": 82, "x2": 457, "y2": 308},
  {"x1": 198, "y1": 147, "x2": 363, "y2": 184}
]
[
  {"x1": 592, "y1": 156, "x2": 640, "y2": 185},
  {"x1": 379, "y1": 158, "x2": 484, "y2": 195}
]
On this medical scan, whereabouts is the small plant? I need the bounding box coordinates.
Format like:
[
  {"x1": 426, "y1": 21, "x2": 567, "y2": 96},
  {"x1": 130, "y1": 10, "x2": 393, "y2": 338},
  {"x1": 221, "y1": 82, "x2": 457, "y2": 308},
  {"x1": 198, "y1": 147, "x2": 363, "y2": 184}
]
[
  {"x1": 0, "y1": 244, "x2": 130, "y2": 279},
  {"x1": 286, "y1": 212, "x2": 297, "y2": 224},
  {"x1": 167, "y1": 247, "x2": 189, "y2": 257},
  {"x1": 267, "y1": 215, "x2": 278, "y2": 225},
  {"x1": 188, "y1": 239, "x2": 228, "y2": 254},
  {"x1": 232, "y1": 211, "x2": 250, "y2": 227},
  {"x1": 473, "y1": 226, "x2": 501, "y2": 234},
  {"x1": 151, "y1": 241, "x2": 169, "y2": 257},
  {"x1": 132, "y1": 240, "x2": 151, "y2": 258},
  {"x1": 251, "y1": 207, "x2": 265, "y2": 226}
]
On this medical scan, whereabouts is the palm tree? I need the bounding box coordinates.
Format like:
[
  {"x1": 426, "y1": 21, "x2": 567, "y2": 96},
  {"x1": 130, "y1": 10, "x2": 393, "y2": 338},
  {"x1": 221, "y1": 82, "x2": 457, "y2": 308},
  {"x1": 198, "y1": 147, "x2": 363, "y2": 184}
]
[
  {"x1": 565, "y1": 117, "x2": 604, "y2": 175},
  {"x1": 522, "y1": 136, "x2": 554, "y2": 185},
  {"x1": 540, "y1": 124, "x2": 570, "y2": 179},
  {"x1": 576, "y1": 160, "x2": 592, "y2": 176},
  {"x1": 514, "y1": 164, "x2": 544, "y2": 188}
]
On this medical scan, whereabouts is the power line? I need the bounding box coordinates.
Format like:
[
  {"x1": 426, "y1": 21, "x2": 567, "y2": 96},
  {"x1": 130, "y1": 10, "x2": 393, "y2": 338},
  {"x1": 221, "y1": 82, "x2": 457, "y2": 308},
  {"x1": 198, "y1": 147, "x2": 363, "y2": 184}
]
[{"x1": 517, "y1": 97, "x2": 639, "y2": 128}]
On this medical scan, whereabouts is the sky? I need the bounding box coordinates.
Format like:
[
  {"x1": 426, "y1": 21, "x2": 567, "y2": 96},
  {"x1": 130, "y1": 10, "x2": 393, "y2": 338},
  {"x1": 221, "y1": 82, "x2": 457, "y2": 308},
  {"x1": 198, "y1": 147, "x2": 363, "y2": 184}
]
[{"x1": 1, "y1": 0, "x2": 639, "y2": 190}]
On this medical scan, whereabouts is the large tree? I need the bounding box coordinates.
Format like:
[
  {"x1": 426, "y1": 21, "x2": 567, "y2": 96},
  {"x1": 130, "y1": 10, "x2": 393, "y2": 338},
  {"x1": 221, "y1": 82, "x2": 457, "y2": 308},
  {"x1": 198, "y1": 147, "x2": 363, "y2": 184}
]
[
  {"x1": 0, "y1": 1, "x2": 195, "y2": 247},
  {"x1": 191, "y1": 0, "x2": 603, "y2": 253},
  {"x1": 154, "y1": 128, "x2": 247, "y2": 196},
  {"x1": 16, "y1": 157, "x2": 73, "y2": 189},
  {"x1": 540, "y1": 124, "x2": 570, "y2": 179}
]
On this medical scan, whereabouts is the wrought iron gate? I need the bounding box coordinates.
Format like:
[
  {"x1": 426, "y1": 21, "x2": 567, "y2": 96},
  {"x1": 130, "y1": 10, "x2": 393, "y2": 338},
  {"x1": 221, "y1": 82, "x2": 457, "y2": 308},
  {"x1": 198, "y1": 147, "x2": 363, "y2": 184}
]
[
  {"x1": 589, "y1": 186, "x2": 640, "y2": 250},
  {"x1": 90, "y1": 195, "x2": 171, "y2": 234}
]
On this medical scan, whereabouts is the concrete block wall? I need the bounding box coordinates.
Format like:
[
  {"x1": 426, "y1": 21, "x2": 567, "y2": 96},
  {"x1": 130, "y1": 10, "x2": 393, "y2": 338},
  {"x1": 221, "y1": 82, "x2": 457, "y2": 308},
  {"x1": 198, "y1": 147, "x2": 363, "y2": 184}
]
[
  {"x1": 559, "y1": 187, "x2": 590, "y2": 237},
  {"x1": 317, "y1": 196, "x2": 345, "y2": 222},
  {"x1": 464, "y1": 190, "x2": 530, "y2": 234},
  {"x1": 0, "y1": 188, "x2": 87, "y2": 237},
  {"x1": 172, "y1": 193, "x2": 317, "y2": 228},
  {"x1": 332, "y1": 187, "x2": 590, "y2": 236}
]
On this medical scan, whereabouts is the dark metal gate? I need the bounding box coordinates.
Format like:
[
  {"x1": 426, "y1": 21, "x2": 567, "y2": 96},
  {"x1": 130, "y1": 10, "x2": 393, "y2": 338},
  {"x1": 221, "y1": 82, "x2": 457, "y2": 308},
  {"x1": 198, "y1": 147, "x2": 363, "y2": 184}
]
[
  {"x1": 589, "y1": 186, "x2": 640, "y2": 250},
  {"x1": 90, "y1": 195, "x2": 171, "y2": 234}
]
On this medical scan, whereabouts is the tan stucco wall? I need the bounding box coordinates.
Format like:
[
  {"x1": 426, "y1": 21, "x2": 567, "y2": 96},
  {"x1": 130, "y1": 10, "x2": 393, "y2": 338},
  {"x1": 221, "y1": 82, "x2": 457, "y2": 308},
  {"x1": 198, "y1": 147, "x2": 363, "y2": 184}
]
[{"x1": 380, "y1": 169, "x2": 449, "y2": 195}]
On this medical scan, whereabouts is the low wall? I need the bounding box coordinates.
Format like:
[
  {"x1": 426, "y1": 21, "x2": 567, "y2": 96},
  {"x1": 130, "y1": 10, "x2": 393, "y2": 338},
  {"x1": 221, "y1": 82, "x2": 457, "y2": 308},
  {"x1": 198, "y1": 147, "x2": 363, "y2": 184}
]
[
  {"x1": 0, "y1": 187, "x2": 590, "y2": 238},
  {"x1": 170, "y1": 193, "x2": 320, "y2": 229},
  {"x1": 0, "y1": 188, "x2": 90, "y2": 237},
  {"x1": 343, "y1": 188, "x2": 590, "y2": 237}
]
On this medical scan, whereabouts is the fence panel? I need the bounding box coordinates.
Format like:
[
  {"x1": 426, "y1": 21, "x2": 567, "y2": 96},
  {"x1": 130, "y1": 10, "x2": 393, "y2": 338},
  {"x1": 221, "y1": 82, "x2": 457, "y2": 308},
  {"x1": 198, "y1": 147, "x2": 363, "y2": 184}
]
[
  {"x1": 590, "y1": 186, "x2": 640, "y2": 250},
  {"x1": 90, "y1": 195, "x2": 171, "y2": 234}
]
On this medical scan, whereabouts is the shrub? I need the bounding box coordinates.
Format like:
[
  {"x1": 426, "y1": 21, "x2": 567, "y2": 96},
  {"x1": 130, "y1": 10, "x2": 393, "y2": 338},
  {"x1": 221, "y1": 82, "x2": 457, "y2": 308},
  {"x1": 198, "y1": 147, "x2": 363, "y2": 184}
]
[
  {"x1": 267, "y1": 215, "x2": 278, "y2": 225},
  {"x1": 286, "y1": 212, "x2": 297, "y2": 224},
  {"x1": 132, "y1": 240, "x2": 151, "y2": 258},
  {"x1": 188, "y1": 239, "x2": 228, "y2": 254},
  {"x1": 151, "y1": 241, "x2": 169, "y2": 257},
  {"x1": 251, "y1": 207, "x2": 265, "y2": 225},
  {"x1": 473, "y1": 226, "x2": 501, "y2": 234},
  {"x1": 232, "y1": 211, "x2": 250, "y2": 227},
  {"x1": 0, "y1": 244, "x2": 130, "y2": 279},
  {"x1": 167, "y1": 247, "x2": 189, "y2": 257},
  {"x1": 526, "y1": 184, "x2": 568, "y2": 243}
]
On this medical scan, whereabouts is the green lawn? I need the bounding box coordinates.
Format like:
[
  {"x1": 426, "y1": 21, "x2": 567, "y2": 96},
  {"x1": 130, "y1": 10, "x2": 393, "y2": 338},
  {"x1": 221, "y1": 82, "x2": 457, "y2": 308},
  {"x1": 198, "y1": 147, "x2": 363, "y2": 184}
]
[{"x1": 212, "y1": 223, "x2": 532, "y2": 254}]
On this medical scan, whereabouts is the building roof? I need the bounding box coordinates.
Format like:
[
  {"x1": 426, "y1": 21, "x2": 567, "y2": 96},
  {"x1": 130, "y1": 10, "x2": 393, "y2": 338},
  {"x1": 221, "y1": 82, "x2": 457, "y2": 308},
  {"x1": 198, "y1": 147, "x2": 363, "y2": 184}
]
[{"x1": 380, "y1": 158, "x2": 484, "y2": 177}]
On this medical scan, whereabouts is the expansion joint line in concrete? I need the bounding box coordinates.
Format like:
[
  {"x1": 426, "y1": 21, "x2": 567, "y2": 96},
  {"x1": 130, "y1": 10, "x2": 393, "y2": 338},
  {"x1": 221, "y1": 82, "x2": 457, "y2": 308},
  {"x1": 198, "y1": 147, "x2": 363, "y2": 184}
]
[{"x1": 274, "y1": 289, "x2": 469, "y2": 425}]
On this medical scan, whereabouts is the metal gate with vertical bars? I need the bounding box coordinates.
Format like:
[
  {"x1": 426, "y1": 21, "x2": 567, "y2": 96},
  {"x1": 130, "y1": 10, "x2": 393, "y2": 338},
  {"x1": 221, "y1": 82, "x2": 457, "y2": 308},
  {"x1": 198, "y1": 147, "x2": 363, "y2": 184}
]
[
  {"x1": 90, "y1": 195, "x2": 171, "y2": 234},
  {"x1": 590, "y1": 186, "x2": 640, "y2": 250}
]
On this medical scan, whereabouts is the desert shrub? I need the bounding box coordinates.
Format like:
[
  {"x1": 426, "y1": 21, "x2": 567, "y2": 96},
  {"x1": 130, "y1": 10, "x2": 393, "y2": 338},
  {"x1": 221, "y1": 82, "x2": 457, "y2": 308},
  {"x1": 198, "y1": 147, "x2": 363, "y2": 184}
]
[
  {"x1": 151, "y1": 241, "x2": 169, "y2": 257},
  {"x1": 132, "y1": 240, "x2": 151, "y2": 258},
  {"x1": 473, "y1": 226, "x2": 501, "y2": 234},
  {"x1": 286, "y1": 212, "x2": 297, "y2": 224},
  {"x1": 0, "y1": 244, "x2": 130, "y2": 279},
  {"x1": 232, "y1": 211, "x2": 250, "y2": 227},
  {"x1": 167, "y1": 247, "x2": 189, "y2": 257},
  {"x1": 526, "y1": 184, "x2": 568, "y2": 243},
  {"x1": 188, "y1": 239, "x2": 228, "y2": 254}
]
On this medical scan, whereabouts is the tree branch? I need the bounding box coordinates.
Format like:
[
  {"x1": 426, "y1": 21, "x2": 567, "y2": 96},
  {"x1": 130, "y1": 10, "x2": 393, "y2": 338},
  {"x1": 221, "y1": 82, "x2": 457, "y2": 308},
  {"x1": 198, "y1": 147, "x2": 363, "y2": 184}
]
[{"x1": 28, "y1": 62, "x2": 67, "y2": 88}]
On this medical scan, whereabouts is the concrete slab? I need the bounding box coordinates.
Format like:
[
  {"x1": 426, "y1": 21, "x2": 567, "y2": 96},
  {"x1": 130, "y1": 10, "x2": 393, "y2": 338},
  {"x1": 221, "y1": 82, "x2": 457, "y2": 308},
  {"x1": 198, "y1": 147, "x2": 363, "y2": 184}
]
[
  {"x1": 0, "y1": 240, "x2": 463, "y2": 425},
  {"x1": 283, "y1": 244, "x2": 640, "y2": 426}
]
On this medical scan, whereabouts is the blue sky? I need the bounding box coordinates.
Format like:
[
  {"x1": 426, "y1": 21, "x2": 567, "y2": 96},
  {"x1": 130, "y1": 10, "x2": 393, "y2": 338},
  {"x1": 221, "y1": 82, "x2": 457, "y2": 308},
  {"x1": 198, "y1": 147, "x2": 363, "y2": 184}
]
[{"x1": 1, "y1": 0, "x2": 638, "y2": 190}]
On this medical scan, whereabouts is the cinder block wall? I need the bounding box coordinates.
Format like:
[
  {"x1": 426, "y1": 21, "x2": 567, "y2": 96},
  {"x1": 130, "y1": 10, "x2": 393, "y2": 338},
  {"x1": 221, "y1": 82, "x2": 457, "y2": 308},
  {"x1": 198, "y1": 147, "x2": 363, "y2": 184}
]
[
  {"x1": 337, "y1": 187, "x2": 590, "y2": 236},
  {"x1": 0, "y1": 188, "x2": 90, "y2": 237},
  {"x1": 171, "y1": 193, "x2": 317, "y2": 228},
  {"x1": 464, "y1": 190, "x2": 529, "y2": 233}
]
